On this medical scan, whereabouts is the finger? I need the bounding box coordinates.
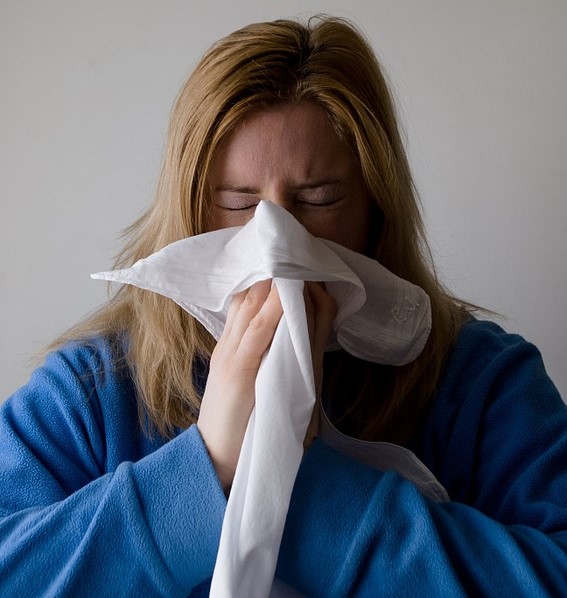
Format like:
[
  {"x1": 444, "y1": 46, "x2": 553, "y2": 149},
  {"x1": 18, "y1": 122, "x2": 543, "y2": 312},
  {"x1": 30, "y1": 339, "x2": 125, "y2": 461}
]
[
  {"x1": 222, "y1": 279, "x2": 272, "y2": 349},
  {"x1": 220, "y1": 287, "x2": 249, "y2": 341},
  {"x1": 235, "y1": 283, "x2": 283, "y2": 372},
  {"x1": 303, "y1": 399, "x2": 321, "y2": 451},
  {"x1": 305, "y1": 282, "x2": 337, "y2": 398},
  {"x1": 305, "y1": 281, "x2": 337, "y2": 359},
  {"x1": 304, "y1": 283, "x2": 315, "y2": 345}
]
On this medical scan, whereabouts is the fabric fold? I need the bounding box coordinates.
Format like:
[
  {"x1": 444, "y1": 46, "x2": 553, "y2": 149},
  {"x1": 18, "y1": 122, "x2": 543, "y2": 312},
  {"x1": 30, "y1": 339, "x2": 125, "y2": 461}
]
[{"x1": 92, "y1": 200, "x2": 433, "y2": 597}]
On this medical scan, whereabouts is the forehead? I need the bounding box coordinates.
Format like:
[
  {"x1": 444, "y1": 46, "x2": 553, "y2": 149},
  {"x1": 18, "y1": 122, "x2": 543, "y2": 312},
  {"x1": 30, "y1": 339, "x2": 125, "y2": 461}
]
[{"x1": 210, "y1": 103, "x2": 355, "y2": 183}]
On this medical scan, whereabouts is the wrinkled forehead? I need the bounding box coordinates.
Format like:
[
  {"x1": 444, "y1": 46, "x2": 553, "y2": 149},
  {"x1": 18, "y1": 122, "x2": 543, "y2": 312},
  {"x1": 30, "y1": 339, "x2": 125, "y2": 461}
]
[{"x1": 208, "y1": 103, "x2": 359, "y2": 188}]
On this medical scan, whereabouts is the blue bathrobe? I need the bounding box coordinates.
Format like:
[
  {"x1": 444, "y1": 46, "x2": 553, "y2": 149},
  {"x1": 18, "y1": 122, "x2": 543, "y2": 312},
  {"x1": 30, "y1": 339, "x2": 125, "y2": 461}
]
[{"x1": 1, "y1": 319, "x2": 567, "y2": 596}]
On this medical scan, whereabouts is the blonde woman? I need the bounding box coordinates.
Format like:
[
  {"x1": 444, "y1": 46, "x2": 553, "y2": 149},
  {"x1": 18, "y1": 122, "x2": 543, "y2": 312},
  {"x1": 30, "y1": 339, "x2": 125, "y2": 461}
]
[{"x1": 1, "y1": 17, "x2": 567, "y2": 596}]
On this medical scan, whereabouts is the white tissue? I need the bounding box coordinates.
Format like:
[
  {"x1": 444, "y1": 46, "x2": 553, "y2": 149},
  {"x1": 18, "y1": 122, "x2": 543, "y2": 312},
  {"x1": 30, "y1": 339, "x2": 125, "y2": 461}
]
[{"x1": 92, "y1": 200, "x2": 432, "y2": 597}]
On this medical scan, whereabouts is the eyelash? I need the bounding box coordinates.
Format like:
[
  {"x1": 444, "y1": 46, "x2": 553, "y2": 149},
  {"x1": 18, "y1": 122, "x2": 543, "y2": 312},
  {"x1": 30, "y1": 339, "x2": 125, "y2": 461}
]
[
  {"x1": 224, "y1": 204, "x2": 256, "y2": 211},
  {"x1": 218, "y1": 197, "x2": 344, "y2": 211},
  {"x1": 299, "y1": 196, "x2": 343, "y2": 207}
]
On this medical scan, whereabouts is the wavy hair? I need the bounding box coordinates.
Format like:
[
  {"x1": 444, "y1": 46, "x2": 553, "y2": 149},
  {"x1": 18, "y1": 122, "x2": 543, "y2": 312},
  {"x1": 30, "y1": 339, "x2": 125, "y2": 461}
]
[{"x1": 52, "y1": 16, "x2": 470, "y2": 442}]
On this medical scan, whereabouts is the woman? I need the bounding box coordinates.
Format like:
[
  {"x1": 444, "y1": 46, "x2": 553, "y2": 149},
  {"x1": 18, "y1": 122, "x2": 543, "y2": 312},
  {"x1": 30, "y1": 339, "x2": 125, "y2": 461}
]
[{"x1": 1, "y1": 16, "x2": 566, "y2": 597}]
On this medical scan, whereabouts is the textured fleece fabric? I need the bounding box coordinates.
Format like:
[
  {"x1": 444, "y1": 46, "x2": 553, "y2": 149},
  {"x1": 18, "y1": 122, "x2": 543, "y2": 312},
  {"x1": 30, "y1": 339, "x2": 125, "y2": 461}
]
[{"x1": 1, "y1": 319, "x2": 567, "y2": 596}]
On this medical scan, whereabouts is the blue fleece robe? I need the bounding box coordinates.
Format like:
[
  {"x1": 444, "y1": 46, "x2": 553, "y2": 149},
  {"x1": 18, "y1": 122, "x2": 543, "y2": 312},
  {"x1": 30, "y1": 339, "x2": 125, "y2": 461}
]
[{"x1": 1, "y1": 319, "x2": 567, "y2": 596}]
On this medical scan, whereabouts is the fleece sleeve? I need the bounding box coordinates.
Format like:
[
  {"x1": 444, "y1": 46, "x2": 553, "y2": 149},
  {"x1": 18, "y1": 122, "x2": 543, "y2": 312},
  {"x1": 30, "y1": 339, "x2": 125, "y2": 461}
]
[
  {"x1": 0, "y1": 344, "x2": 226, "y2": 597},
  {"x1": 276, "y1": 323, "x2": 567, "y2": 596}
]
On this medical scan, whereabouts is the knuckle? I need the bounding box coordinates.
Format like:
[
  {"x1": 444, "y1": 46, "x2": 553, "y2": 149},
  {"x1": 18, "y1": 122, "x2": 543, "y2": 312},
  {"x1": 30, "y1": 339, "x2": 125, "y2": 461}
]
[
  {"x1": 240, "y1": 289, "x2": 265, "y2": 316},
  {"x1": 321, "y1": 292, "x2": 337, "y2": 316},
  {"x1": 305, "y1": 301, "x2": 315, "y2": 318},
  {"x1": 247, "y1": 312, "x2": 265, "y2": 332}
]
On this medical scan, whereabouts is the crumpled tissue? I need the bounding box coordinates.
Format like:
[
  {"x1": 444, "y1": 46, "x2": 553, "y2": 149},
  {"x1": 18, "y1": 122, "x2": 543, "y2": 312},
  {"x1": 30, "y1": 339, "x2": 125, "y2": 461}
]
[{"x1": 92, "y1": 200, "x2": 433, "y2": 597}]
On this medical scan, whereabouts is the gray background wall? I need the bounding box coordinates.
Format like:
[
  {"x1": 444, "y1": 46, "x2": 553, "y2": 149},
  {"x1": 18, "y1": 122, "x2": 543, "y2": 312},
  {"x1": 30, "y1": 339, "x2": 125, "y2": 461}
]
[{"x1": 2, "y1": 0, "x2": 566, "y2": 400}]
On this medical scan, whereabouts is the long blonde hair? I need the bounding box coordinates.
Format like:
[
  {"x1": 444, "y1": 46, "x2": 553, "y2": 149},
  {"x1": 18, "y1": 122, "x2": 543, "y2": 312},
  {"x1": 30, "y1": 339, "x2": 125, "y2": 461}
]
[{"x1": 52, "y1": 16, "x2": 470, "y2": 442}]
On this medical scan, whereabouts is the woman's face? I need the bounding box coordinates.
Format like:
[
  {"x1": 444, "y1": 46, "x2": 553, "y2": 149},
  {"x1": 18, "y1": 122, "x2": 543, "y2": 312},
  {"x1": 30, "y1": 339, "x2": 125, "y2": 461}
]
[{"x1": 207, "y1": 102, "x2": 373, "y2": 254}]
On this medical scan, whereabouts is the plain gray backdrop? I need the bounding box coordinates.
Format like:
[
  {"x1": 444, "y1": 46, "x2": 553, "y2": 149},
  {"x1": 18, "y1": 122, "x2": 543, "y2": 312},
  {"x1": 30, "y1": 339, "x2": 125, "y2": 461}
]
[{"x1": 1, "y1": 0, "x2": 566, "y2": 400}]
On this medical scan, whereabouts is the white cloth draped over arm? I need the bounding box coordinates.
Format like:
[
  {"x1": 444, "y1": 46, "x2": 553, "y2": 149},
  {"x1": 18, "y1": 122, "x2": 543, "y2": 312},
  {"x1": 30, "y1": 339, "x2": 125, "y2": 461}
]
[{"x1": 92, "y1": 200, "x2": 433, "y2": 597}]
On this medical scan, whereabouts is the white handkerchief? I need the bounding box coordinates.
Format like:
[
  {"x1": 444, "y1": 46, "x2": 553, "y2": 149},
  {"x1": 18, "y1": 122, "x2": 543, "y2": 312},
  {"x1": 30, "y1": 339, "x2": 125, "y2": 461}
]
[{"x1": 92, "y1": 201, "x2": 432, "y2": 597}]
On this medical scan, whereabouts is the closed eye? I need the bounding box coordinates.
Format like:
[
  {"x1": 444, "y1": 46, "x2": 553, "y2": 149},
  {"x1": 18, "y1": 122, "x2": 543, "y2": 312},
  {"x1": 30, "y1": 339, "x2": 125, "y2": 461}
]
[
  {"x1": 214, "y1": 192, "x2": 259, "y2": 211},
  {"x1": 297, "y1": 194, "x2": 345, "y2": 207}
]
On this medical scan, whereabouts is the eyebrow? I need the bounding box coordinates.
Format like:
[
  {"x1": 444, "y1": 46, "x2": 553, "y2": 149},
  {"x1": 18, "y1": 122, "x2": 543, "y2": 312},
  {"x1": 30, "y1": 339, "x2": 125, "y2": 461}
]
[
  {"x1": 291, "y1": 179, "x2": 343, "y2": 191},
  {"x1": 214, "y1": 180, "x2": 343, "y2": 193},
  {"x1": 214, "y1": 185, "x2": 259, "y2": 194}
]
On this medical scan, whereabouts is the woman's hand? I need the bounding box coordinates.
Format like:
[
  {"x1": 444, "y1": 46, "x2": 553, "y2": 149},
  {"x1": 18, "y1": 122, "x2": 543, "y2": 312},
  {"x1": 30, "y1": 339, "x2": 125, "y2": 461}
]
[
  {"x1": 197, "y1": 279, "x2": 336, "y2": 492},
  {"x1": 198, "y1": 280, "x2": 282, "y2": 492},
  {"x1": 303, "y1": 282, "x2": 337, "y2": 449}
]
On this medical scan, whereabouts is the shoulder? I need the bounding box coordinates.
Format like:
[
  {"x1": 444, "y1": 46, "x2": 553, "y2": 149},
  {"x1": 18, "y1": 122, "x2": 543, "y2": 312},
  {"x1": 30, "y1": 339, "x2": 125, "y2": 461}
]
[
  {"x1": 417, "y1": 317, "x2": 567, "y2": 499},
  {"x1": 449, "y1": 317, "x2": 536, "y2": 366},
  {"x1": 1, "y1": 334, "x2": 149, "y2": 486},
  {"x1": 440, "y1": 317, "x2": 556, "y2": 399},
  {"x1": 43, "y1": 334, "x2": 128, "y2": 381},
  {"x1": 29, "y1": 335, "x2": 132, "y2": 405},
  {"x1": 4, "y1": 334, "x2": 136, "y2": 445}
]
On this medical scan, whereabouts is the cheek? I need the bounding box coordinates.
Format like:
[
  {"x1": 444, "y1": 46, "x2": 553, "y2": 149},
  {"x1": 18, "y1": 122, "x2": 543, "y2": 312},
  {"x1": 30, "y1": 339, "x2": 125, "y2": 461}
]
[
  {"x1": 206, "y1": 207, "x2": 256, "y2": 231},
  {"x1": 297, "y1": 205, "x2": 372, "y2": 254}
]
